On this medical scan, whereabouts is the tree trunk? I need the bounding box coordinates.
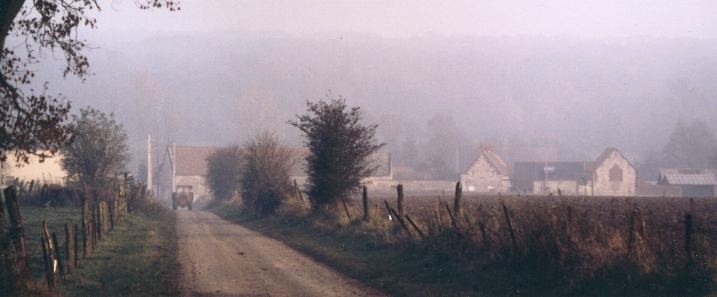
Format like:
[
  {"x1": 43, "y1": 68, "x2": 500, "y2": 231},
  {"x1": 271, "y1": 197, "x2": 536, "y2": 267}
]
[{"x1": 0, "y1": 1, "x2": 25, "y2": 52}]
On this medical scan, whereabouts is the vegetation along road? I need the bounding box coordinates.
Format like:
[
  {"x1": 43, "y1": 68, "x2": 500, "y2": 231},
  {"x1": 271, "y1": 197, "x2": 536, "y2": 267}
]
[{"x1": 176, "y1": 210, "x2": 385, "y2": 297}]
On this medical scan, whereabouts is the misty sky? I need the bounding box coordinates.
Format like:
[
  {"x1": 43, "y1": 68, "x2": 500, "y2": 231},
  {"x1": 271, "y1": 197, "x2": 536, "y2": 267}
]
[
  {"x1": 21, "y1": 0, "x2": 717, "y2": 176},
  {"x1": 95, "y1": 0, "x2": 716, "y2": 38}
]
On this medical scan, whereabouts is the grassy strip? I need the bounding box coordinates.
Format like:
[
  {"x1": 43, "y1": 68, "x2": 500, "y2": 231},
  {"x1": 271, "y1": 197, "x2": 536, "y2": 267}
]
[
  {"x1": 59, "y1": 211, "x2": 180, "y2": 296},
  {"x1": 20, "y1": 207, "x2": 179, "y2": 296},
  {"x1": 212, "y1": 204, "x2": 485, "y2": 297}
]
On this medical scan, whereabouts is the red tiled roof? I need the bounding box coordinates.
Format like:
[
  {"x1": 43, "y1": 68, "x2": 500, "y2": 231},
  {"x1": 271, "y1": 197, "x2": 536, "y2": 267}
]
[{"x1": 175, "y1": 146, "x2": 219, "y2": 176}]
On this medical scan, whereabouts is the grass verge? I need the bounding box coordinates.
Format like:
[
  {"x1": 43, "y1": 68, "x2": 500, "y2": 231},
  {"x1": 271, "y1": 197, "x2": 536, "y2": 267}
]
[{"x1": 20, "y1": 207, "x2": 180, "y2": 297}]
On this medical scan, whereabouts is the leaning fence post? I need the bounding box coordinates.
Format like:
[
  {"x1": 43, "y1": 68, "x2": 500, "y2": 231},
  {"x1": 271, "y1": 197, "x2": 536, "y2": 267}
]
[
  {"x1": 396, "y1": 184, "x2": 404, "y2": 216},
  {"x1": 341, "y1": 199, "x2": 352, "y2": 221},
  {"x1": 453, "y1": 181, "x2": 462, "y2": 216},
  {"x1": 362, "y1": 186, "x2": 369, "y2": 221},
  {"x1": 501, "y1": 200, "x2": 518, "y2": 255}
]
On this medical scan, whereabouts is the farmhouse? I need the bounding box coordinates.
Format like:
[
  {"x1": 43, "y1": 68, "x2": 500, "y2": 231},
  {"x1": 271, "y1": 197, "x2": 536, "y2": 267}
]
[
  {"x1": 460, "y1": 146, "x2": 511, "y2": 193},
  {"x1": 657, "y1": 168, "x2": 716, "y2": 197},
  {"x1": 512, "y1": 148, "x2": 637, "y2": 196},
  {"x1": 171, "y1": 146, "x2": 218, "y2": 201}
]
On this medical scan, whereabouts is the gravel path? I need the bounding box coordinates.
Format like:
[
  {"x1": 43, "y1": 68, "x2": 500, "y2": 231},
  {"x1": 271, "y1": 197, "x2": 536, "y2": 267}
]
[{"x1": 176, "y1": 210, "x2": 385, "y2": 297}]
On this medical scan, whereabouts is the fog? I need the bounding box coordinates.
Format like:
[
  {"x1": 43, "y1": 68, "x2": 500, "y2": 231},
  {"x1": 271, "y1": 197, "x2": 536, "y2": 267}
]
[{"x1": 25, "y1": 0, "x2": 717, "y2": 180}]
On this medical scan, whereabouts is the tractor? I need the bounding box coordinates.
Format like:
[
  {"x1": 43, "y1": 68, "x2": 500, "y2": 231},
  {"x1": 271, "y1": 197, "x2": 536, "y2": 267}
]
[{"x1": 172, "y1": 185, "x2": 194, "y2": 210}]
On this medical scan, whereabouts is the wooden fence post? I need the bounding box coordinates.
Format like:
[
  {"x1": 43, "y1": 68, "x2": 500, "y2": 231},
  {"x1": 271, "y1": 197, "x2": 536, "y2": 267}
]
[
  {"x1": 81, "y1": 191, "x2": 89, "y2": 258},
  {"x1": 73, "y1": 224, "x2": 79, "y2": 267},
  {"x1": 362, "y1": 186, "x2": 369, "y2": 221},
  {"x1": 40, "y1": 238, "x2": 54, "y2": 291},
  {"x1": 294, "y1": 179, "x2": 304, "y2": 202},
  {"x1": 51, "y1": 233, "x2": 64, "y2": 279},
  {"x1": 109, "y1": 200, "x2": 115, "y2": 230},
  {"x1": 396, "y1": 184, "x2": 404, "y2": 216},
  {"x1": 405, "y1": 214, "x2": 425, "y2": 239},
  {"x1": 341, "y1": 199, "x2": 352, "y2": 221},
  {"x1": 685, "y1": 213, "x2": 694, "y2": 265},
  {"x1": 453, "y1": 181, "x2": 462, "y2": 216},
  {"x1": 5, "y1": 186, "x2": 30, "y2": 290},
  {"x1": 65, "y1": 224, "x2": 74, "y2": 274},
  {"x1": 96, "y1": 203, "x2": 103, "y2": 241}
]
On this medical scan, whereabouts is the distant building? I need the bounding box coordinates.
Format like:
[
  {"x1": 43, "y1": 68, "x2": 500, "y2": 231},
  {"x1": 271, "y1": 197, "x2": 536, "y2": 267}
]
[
  {"x1": 657, "y1": 168, "x2": 716, "y2": 197},
  {"x1": 512, "y1": 148, "x2": 637, "y2": 196},
  {"x1": 172, "y1": 146, "x2": 218, "y2": 201},
  {"x1": 460, "y1": 146, "x2": 511, "y2": 193},
  {"x1": 0, "y1": 152, "x2": 67, "y2": 186}
]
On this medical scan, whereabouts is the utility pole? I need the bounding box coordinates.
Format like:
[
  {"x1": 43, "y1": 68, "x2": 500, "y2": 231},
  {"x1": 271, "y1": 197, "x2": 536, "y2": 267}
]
[
  {"x1": 147, "y1": 135, "x2": 152, "y2": 192},
  {"x1": 167, "y1": 143, "x2": 176, "y2": 193}
]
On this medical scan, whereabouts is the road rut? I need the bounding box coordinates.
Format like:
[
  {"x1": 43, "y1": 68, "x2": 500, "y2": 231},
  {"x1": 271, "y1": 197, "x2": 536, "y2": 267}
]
[{"x1": 176, "y1": 210, "x2": 385, "y2": 297}]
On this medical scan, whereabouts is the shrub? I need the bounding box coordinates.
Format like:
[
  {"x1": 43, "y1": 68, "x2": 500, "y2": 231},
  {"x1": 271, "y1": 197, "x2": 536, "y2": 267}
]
[
  {"x1": 289, "y1": 95, "x2": 384, "y2": 209},
  {"x1": 240, "y1": 133, "x2": 295, "y2": 215}
]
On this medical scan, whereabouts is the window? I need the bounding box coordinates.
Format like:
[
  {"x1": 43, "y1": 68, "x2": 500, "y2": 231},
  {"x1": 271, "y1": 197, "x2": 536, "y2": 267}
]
[{"x1": 609, "y1": 164, "x2": 623, "y2": 182}]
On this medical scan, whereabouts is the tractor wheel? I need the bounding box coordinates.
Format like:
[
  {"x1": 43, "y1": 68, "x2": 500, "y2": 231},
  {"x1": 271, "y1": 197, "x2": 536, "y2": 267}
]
[
  {"x1": 188, "y1": 202, "x2": 193, "y2": 211},
  {"x1": 172, "y1": 200, "x2": 177, "y2": 210}
]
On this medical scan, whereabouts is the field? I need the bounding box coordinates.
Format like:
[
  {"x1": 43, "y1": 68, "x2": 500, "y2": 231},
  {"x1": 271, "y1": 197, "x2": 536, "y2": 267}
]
[
  {"x1": 361, "y1": 193, "x2": 717, "y2": 295},
  {"x1": 221, "y1": 192, "x2": 717, "y2": 296}
]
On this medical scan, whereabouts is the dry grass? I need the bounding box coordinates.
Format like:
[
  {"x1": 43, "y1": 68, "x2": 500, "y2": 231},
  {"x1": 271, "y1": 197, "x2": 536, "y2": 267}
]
[{"x1": 219, "y1": 193, "x2": 717, "y2": 296}]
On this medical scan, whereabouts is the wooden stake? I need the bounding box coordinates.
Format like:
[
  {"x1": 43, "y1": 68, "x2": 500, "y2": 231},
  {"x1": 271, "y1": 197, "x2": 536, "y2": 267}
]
[
  {"x1": 453, "y1": 181, "x2": 462, "y2": 216},
  {"x1": 51, "y1": 233, "x2": 64, "y2": 279},
  {"x1": 341, "y1": 199, "x2": 352, "y2": 221},
  {"x1": 405, "y1": 214, "x2": 425, "y2": 239},
  {"x1": 65, "y1": 224, "x2": 74, "y2": 274},
  {"x1": 396, "y1": 184, "x2": 404, "y2": 216},
  {"x1": 362, "y1": 186, "x2": 369, "y2": 221}
]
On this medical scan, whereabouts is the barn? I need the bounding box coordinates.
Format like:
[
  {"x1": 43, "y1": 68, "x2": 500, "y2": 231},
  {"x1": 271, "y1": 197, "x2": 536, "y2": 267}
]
[
  {"x1": 512, "y1": 148, "x2": 637, "y2": 196},
  {"x1": 657, "y1": 168, "x2": 716, "y2": 197}
]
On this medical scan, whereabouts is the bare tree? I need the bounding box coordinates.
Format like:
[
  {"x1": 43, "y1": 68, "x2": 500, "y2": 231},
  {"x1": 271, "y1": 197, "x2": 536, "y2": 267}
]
[
  {"x1": 61, "y1": 107, "x2": 129, "y2": 187},
  {"x1": 0, "y1": 0, "x2": 178, "y2": 163},
  {"x1": 290, "y1": 95, "x2": 384, "y2": 209},
  {"x1": 240, "y1": 132, "x2": 295, "y2": 215}
]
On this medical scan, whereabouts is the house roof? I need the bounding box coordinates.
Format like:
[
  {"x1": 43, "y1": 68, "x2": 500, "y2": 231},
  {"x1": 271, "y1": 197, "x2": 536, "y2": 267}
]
[
  {"x1": 465, "y1": 146, "x2": 510, "y2": 175},
  {"x1": 175, "y1": 146, "x2": 219, "y2": 176},
  {"x1": 513, "y1": 161, "x2": 593, "y2": 183},
  {"x1": 590, "y1": 147, "x2": 633, "y2": 171},
  {"x1": 658, "y1": 168, "x2": 716, "y2": 186}
]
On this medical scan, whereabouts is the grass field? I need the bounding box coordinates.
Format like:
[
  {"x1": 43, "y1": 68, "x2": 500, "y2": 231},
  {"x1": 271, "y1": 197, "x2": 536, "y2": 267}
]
[
  {"x1": 19, "y1": 207, "x2": 180, "y2": 297},
  {"x1": 214, "y1": 193, "x2": 717, "y2": 296}
]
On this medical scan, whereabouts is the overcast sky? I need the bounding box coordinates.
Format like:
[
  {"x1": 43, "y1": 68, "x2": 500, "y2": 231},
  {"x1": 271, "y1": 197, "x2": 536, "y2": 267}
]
[{"x1": 95, "y1": 0, "x2": 716, "y2": 39}]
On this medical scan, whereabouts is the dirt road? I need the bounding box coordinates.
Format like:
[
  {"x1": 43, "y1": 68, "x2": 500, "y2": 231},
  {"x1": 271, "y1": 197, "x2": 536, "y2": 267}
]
[{"x1": 176, "y1": 210, "x2": 385, "y2": 297}]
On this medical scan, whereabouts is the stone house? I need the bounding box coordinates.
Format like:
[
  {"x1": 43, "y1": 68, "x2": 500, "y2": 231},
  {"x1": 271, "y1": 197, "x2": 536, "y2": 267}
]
[
  {"x1": 460, "y1": 146, "x2": 511, "y2": 193},
  {"x1": 512, "y1": 148, "x2": 637, "y2": 196},
  {"x1": 657, "y1": 168, "x2": 716, "y2": 197}
]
